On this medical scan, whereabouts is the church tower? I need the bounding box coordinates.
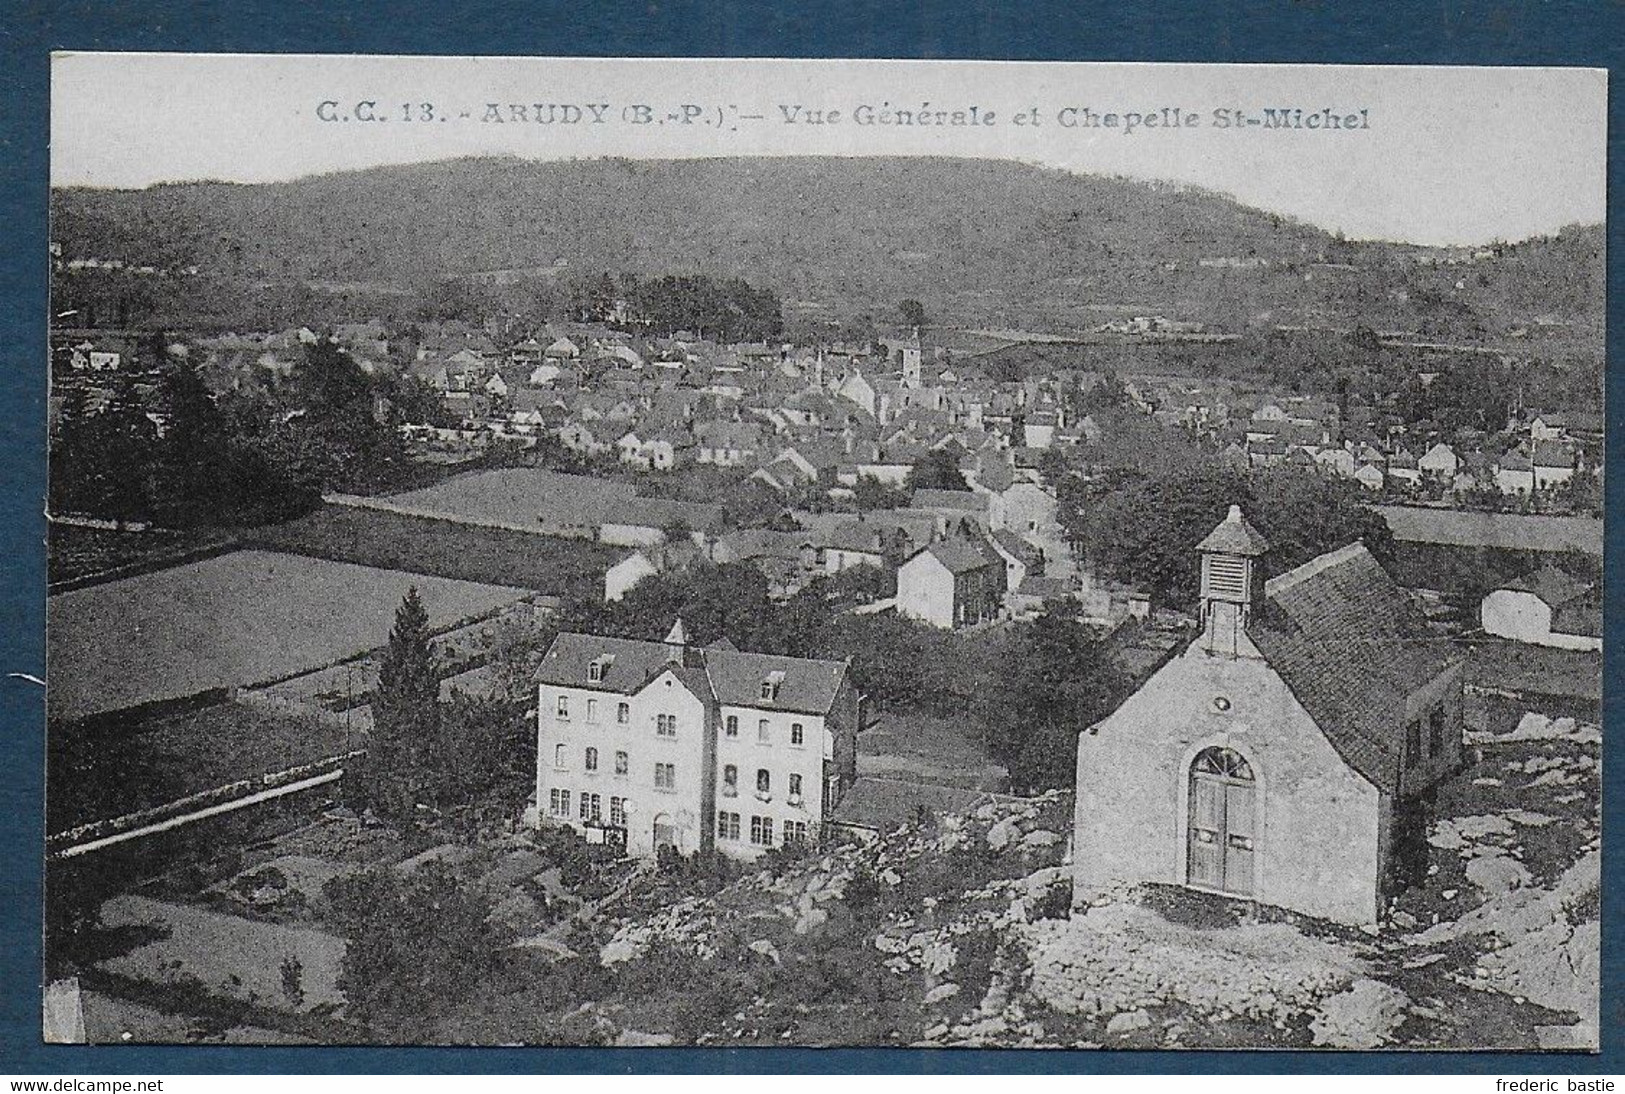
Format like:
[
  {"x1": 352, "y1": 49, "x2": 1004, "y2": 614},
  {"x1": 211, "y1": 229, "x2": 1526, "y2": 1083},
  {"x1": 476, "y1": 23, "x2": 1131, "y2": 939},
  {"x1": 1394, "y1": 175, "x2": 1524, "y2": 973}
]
[{"x1": 1196, "y1": 505, "x2": 1269, "y2": 657}]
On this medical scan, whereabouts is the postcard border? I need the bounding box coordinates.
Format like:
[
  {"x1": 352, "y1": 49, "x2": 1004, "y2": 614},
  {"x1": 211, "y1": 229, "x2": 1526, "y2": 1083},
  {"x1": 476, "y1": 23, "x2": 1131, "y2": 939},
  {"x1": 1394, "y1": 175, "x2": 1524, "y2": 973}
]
[{"x1": 2, "y1": 0, "x2": 1620, "y2": 1075}]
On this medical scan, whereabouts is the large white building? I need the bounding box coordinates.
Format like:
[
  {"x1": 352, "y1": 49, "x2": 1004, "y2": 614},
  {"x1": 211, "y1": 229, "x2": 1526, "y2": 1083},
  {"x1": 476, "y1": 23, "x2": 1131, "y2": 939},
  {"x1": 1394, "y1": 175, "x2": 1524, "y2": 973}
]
[{"x1": 534, "y1": 620, "x2": 861, "y2": 860}]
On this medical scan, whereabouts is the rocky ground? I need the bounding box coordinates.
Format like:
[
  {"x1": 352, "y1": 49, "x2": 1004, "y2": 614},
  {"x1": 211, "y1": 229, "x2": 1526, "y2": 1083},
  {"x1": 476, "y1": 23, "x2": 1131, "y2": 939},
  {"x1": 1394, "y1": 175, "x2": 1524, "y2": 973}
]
[{"x1": 463, "y1": 719, "x2": 1599, "y2": 1050}]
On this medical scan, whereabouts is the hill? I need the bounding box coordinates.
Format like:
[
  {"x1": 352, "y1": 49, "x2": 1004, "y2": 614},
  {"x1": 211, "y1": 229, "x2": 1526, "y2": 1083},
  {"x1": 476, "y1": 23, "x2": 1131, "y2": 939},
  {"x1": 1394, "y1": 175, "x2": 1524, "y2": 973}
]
[{"x1": 49, "y1": 156, "x2": 1603, "y2": 345}]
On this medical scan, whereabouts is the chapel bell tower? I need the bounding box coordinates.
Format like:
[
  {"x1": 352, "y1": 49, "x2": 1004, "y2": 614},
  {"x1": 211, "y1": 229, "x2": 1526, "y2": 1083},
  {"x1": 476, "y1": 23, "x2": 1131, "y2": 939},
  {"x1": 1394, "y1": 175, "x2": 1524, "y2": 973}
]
[{"x1": 1196, "y1": 504, "x2": 1269, "y2": 657}]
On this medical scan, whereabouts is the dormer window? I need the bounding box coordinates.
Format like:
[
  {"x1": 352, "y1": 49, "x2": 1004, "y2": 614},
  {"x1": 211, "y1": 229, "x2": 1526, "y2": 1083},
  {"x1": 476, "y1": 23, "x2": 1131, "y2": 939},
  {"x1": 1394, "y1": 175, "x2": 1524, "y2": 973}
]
[
  {"x1": 588, "y1": 654, "x2": 615, "y2": 683},
  {"x1": 760, "y1": 671, "x2": 785, "y2": 702}
]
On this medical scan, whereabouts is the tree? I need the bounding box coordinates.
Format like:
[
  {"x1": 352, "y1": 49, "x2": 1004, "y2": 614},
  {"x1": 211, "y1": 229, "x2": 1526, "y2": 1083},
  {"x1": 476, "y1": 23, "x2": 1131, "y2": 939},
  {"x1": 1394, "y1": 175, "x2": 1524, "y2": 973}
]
[
  {"x1": 972, "y1": 609, "x2": 1130, "y2": 792},
  {"x1": 324, "y1": 863, "x2": 504, "y2": 1030},
  {"x1": 348, "y1": 589, "x2": 440, "y2": 824},
  {"x1": 905, "y1": 449, "x2": 970, "y2": 493},
  {"x1": 898, "y1": 299, "x2": 927, "y2": 330},
  {"x1": 1081, "y1": 464, "x2": 1394, "y2": 608}
]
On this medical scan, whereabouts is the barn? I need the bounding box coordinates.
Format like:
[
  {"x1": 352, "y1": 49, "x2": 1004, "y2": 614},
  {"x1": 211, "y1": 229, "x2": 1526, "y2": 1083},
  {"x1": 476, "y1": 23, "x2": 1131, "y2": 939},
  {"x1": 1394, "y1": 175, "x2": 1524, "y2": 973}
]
[{"x1": 1073, "y1": 506, "x2": 1466, "y2": 927}]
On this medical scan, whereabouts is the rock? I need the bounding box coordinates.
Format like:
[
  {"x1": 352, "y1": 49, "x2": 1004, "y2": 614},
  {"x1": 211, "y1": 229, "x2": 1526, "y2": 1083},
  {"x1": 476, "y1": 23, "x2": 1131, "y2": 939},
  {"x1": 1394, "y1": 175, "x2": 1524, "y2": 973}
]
[
  {"x1": 614, "y1": 1029, "x2": 675, "y2": 1047},
  {"x1": 923, "y1": 1022, "x2": 950, "y2": 1039},
  {"x1": 1021, "y1": 829, "x2": 1062, "y2": 849},
  {"x1": 1472, "y1": 777, "x2": 1503, "y2": 787},
  {"x1": 1465, "y1": 853, "x2": 1531, "y2": 896},
  {"x1": 1442, "y1": 889, "x2": 1458, "y2": 900},
  {"x1": 1309, "y1": 979, "x2": 1408, "y2": 1048},
  {"x1": 986, "y1": 817, "x2": 1021, "y2": 851},
  {"x1": 1390, "y1": 910, "x2": 1418, "y2": 930},
  {"x1": 881, "y1": 868, "x2": 902, "y2": 886},
  {"x1": 793, "y1": 907, "x2": 828, "y2": 935},
  {"x1": 748, "y1": 939, "x2": 781, "y2": 964},
  {"x1": 924, "y1": 982, "x2": 961, "y2": 1005},
  {"x1": 920, "y1": 940, "x2": 958, "y2": 976},
  {"x1": 1106, "y1": 1008, "x2": 1152, "y2": 1035},
  {"x1": 1023, "y1": 865, "x2": 1068, "y2": 895}
]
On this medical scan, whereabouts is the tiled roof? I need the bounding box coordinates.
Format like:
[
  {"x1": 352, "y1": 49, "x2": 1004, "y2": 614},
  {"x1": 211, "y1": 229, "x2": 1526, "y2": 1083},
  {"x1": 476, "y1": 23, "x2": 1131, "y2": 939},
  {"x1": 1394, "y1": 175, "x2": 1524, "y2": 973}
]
[
  {"x1": 1502, "y1": 565, "x2": 1591, "y2": 609},
  {"x1": 919, "y1": 539, "x2": 1001, "y2": 575},
  {"x1": 990, "y1": 528, "x2": 1042, "y2": 563},
  {"x1": 1196, "y1": 506, "x2": 1269, "y2": 557},
  {"x1": 703, "y1": 645, "x2": 850, "y2": 715},
  {"x1": 1249, "y1": 543, "x2": 1462, "y2": 795},
  {"x1": 537, "y1": 631, "x2": 847, "y2": 716},
  {"x1": 911, "y1": 489, "x2": 988, "y2": 512}
]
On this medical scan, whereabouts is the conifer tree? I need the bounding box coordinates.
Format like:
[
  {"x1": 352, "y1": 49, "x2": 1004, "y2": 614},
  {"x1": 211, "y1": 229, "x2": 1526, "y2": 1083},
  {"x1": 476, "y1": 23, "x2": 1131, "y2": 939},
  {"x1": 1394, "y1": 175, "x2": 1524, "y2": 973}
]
[{"x1": 350, "y1": 588, "x2": 440, "y2": 824}]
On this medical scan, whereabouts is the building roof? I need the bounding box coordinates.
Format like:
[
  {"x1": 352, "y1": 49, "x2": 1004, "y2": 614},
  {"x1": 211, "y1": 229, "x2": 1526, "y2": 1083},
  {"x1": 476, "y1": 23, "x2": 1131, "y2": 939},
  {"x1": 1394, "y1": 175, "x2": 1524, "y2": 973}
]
[
  {"x1": 536, "y1": 630, "x2": 849, "y2": 716},
  {"x1": 990, "y1": 528, "x2": 1042, "y2": 564},
  {"x1": 1196, "y1": 505, "x2": 1270, "y2": 558},
  {"x1": 1248, "y1": 542, "x2": 1463, "y2": 795},
  {"x1": 910, "y1": 489, "x2": 988, "y2": 512},
  {"x1": 1501, "y1": 565, "x2": 1591, "y2": 609},
  {"x1": 1374, "y1": 505, "x2": 1602, "y2": 557},
  {"x1": 915, "y1": 539, "x2": 1001, "y2": 576}
]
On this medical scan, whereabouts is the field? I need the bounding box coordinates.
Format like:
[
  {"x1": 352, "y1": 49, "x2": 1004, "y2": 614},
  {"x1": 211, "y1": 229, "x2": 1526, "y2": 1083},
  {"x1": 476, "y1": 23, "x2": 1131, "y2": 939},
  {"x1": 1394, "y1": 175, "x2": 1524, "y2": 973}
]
[
  {"x1": 859, "y1": 710, "x2": 1007, "y2": 791},
  {"x1": 47, "y1": 699, "x2": 357, "y2": 832},
  {"x1": 47, "y1": 523, "x2": 238, "y2": 587},
  {"x1": 376, "y1": 468, "x2": 635, "y2": 530},
  {"x1": 47, "y1": 549, "x2": 528, "y2": 721},
  {"x1": 251, "y1": 503, "x2": 616, "y2": 597}
]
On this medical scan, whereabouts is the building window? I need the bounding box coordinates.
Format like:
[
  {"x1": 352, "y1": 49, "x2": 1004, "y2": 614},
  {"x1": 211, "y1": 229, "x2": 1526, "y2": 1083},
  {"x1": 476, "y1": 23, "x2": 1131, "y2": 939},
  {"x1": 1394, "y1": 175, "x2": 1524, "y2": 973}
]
[
  {"x1": 657, "y1": 713, "x2": 677, "y2": 737},
  {"x1": 723, "y1": 764, "x2": 738, "y2": 796},
  {"x1": 717, "y1": 811, "x2": 741, "y2": 840},
  {"x1": 785, "y1": 820, "x2": 809, "y2": 847},
  {"x1": 548, "y1": 788, "x2": 571, "y2": 817},
  {"x1": 1406, "y1": 722, "x2": 1422, "y2": 765},
  {"x1": 790, "y1": 722, "x2": 805, "y2": 746},
  {"x1": 585, "y1": 747, "x2": 598, "y2": 772},
  {"x1": 588, "y1": 661, "x2": 603, "y2": 683},
  {"x1": 553, "y1": 743, "x2": 567, "y2": 769},
  {"x1": 761, "y1": 681, "x2": 777, "y2": 701},
  {"x1": 610, "y1": 797, "x2": 626, "y2": 827},
  {"x1": 655, "y1": 763, "x2": 675, "y2": 790},
  {"x1": 725, "y1": 715, "x2": 739, "y2": 737},
  {"x1": 586, "y1": 698, "x2": 599, "y2": 723},
  {"x1": 1428, "y1": 707, "x2": 1446, "y2": 757},
  {"x1": 758, "y1": 718, "x2": 770, "y2": 743},
  {"x1": 556, "y1": 695, "x2": 570, "y2": 719},
  {"x1": 788, "y1": 773, "x2": 803, "y2": 803},
  {"x1": 756, "y1": 769, "x2": 771, "y2": 799},
  {"x1": 750, "y1": 815, "x2": 774, "y2": 846},
  {"x1": 617, "y1": 702, "x2": 630, "y2": 724},
  {"x1": 578, "y1": 792, "x2": 601, "y2": 822},
  {"x1": 614, "y1": 750, "x2": 629, "y2": 775}
]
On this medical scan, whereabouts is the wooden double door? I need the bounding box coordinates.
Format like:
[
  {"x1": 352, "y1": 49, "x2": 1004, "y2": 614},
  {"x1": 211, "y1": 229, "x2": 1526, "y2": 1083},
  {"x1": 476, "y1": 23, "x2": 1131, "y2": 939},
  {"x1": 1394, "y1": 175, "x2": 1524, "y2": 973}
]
[{"x1": 1187, "y1": 746, "x2": 1256, "y2": 897}]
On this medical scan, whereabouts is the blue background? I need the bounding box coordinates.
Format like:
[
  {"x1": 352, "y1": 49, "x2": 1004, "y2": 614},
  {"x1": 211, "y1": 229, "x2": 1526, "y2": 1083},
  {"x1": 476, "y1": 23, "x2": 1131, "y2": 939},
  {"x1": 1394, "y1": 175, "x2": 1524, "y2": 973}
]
[{"x1": 1, "y1": 0, "x2": 1619, "y2": 1075}]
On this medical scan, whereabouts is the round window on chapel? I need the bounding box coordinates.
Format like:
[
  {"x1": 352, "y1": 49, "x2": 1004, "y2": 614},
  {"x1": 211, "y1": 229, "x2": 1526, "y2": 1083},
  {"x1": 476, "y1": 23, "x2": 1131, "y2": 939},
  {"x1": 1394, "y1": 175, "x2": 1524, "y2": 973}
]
[{"x1": 1211, "y1": 695, "x2": 1233, "y2": 714}]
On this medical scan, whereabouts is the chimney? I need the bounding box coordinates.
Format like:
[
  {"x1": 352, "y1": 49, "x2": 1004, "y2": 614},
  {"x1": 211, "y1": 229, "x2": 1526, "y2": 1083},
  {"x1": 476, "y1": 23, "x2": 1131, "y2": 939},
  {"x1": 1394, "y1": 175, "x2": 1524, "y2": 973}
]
[
  {"x1": 1195, "y1": 504, "x2": 1269, "y2": 657},
  {"x1": 663, "y1": 617, "x2": 689, "y2": 664}
]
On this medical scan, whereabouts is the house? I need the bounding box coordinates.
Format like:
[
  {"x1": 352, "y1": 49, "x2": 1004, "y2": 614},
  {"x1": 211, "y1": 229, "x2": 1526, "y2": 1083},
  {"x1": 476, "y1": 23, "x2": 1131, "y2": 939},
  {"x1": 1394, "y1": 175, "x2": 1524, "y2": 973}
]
[
  {"x1": 895, "y1": 540, "x2": 1004, "y2": 629},
  {"x1": 986, "y1": 528, "x2": 1044, "y2": 592},
  {"x1": 910, "y1": 489, "x2": 991, "y2": 531},
  {"x1": 1417, "y1": 442, "x2": 1460, "y2": 481},
  {"x1": 695, "y1": 420, "x2": 765, "y2": 468},
  {"x1": 1480, "y1": 567, "x2": 1602, "y2": 652},
  {"x1": 534, "y1": 621, "x2": 861, "y2": 859},
  {"x1": 1073, "y1": 506, "x2": 1465, "y2": 927},
  {"x1": 1353, "y1": 462, "x2": 1386, "y2": 491}
]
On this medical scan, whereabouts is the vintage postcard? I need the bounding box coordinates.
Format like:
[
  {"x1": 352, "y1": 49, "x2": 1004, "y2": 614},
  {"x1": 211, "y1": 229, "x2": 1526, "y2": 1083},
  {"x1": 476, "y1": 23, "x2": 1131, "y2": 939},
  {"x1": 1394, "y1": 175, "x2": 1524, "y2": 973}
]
[{"x1": 44, "y1": 54, "x2": 1604, "y2": 1050}]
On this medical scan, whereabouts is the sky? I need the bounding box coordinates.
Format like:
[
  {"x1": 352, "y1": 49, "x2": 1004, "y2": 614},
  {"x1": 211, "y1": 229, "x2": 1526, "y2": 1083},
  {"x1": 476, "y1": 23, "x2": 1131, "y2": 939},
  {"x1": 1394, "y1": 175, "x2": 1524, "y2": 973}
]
[{"x1": 51, "y1": 54, "x2": 1607, "y2": 247}]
